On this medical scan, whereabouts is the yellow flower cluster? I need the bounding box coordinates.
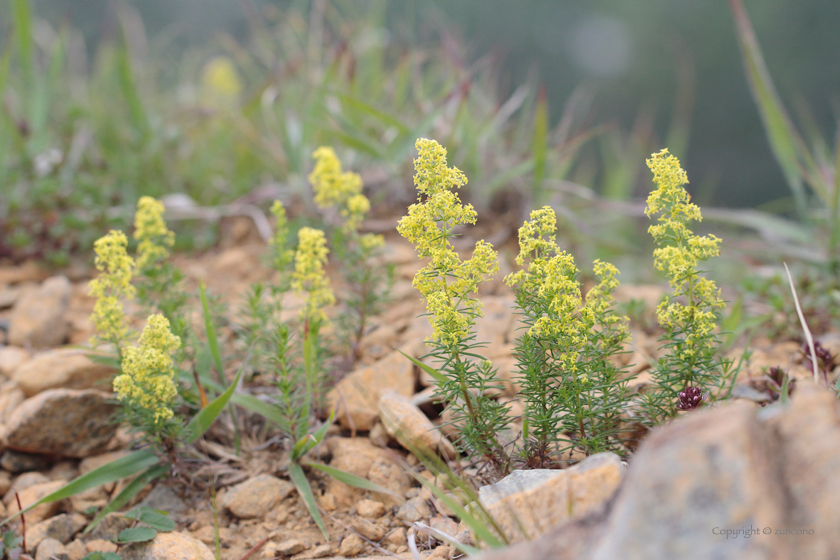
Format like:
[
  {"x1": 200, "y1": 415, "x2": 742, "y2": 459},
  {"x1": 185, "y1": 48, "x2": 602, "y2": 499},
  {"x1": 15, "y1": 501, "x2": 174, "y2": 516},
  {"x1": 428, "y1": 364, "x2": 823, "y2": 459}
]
[
  {"x1": 309, "y1": 147, "x2": 369, "y2": 232},
  {"x1": 645, "y1": 149, "x2": 724, "y2": 359},
  {"x1": 134, "y1": 196, "x2": 174, "y2": 270},
  {"x1": 89, "y1": 230, "x2": 136, "y2": 347},
  {"x1": 505, "y1": 207, "x2": 587, "y2": 368},
  {"x1": 202, "y1": 56, "x2": 242, "y2": 104},
  {"x1": 292, "y1": 227, "x2": 336, "y2": 322},
  {"x1": 397, "y1": 139, "x2": 498, "y2": 346},
  {"x1": 113, "y1": 313, "x2": 181, "y2": 426}
]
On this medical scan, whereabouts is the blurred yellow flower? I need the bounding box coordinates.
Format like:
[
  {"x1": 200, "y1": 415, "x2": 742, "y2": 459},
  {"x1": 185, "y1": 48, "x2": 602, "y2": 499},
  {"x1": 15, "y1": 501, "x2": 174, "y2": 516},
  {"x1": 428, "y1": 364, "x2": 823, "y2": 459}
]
[
  {"x1": 89, "y1": 230, "x2": 136, "y2": 347},
  {"x1": 134, "y1": 196, "x2": 174, "y2": 270},
  {"x1": 309, "y1": 147, "x2": 370, "y2": 232},
  {"x1": 202, "y1": 56, "x2": 242, "y2": 103},
  {"x1": 292, "y1": 227, "x2": 335, "y2": 323}
]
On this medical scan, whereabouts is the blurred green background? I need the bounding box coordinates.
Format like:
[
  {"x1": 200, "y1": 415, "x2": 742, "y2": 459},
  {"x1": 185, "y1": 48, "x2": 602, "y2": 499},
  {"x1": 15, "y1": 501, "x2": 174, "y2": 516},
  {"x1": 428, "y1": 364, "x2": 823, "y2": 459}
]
[
  {"x1": 0, "y1": 0, "x2": 838, "y2": 268},
  {"x1": 5, "y1": 0, "x2": 838, "y2": 208}
]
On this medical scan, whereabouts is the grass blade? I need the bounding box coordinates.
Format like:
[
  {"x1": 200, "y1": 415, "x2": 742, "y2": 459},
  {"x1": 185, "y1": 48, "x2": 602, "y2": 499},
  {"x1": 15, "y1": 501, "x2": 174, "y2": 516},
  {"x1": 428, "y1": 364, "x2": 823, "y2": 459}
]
[
  {"x1": 1, "y1": 450, "x2": 159, "y2": 527},
  {"x1": 399, "y1": 350, "x2": 447, "y2": 385},
  {"x1": 199, "y1": 281, "x2": 225, "y2": 387},
  {"x1": 307, "y1": 462, "x2": 402, "y2": 501},
  {"x1": 288, "y1": 460, "x2": 329, "y2": 540},
  {"x1": 728, "y1": 0, "x2": 810, "y2": 215},
  {"x1": 83, "y1": 464, "x2": 170, "y2": 534},
  {"x1": 186, "y1": 365, "x2": 243, "y2": 444},
  {"x1": 783, "y1": 262, "x2": 819, "y2": 384}
]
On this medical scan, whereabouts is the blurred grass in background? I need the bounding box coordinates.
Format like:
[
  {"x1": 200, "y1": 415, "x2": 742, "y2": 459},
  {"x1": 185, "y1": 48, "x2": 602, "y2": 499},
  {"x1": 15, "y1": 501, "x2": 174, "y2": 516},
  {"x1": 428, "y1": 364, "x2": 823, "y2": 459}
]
[
  {"x1": 0, "y1": 0, "x2": 622, "y2": 264},
  {"x1": 0, "y1": 0, "x2": 838, "y2": 290}
]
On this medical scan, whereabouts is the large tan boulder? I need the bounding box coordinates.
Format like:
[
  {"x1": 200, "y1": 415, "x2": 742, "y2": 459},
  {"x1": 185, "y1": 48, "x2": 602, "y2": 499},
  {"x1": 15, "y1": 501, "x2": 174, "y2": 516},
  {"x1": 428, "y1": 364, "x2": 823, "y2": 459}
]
[
  {"x1": 476, "y1": 382, "x2": 840, "y2": 560},
  {"x1": 8, "y1": 275, "x2": 72, "y2": 349}
]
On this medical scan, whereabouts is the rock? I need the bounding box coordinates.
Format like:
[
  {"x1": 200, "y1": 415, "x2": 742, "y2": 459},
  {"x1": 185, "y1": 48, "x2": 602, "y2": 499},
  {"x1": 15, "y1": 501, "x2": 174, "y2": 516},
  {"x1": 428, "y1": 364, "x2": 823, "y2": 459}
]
[
  {"x1": 0, "y1": 450, "x2": 50, "y2": 473},
  {"x1": 85, "y1": 512, "x2": 133, "y2": 542},
  {"x1": 47, "y1": 461, "x2": 79, "y2": 482},
  {"x1": 26, "y1": 513, "x2": 85, "y2": 549},
  {"x1": 85, "y1": 539, "x2": 117, "y2": 554},
  {"x1": 339, "y1": 533, "x2": 365, "y2": 557},
  {"x1": 326, "y1": 349, "x2": 415, "y2": 431},
  {"x1": 0, "y1": 263, "x2": 48, "y2": 285},
  {"x1": 4, "y1": 389, "x2": 118, "y2": 458},
  {"x1": 378, "y1": 391, "x2": 456, "y2": 459},
  {"x1": 475, "y1": 383, "x2": 840, "y2": 560},
  {"x1": 0, "y1": 380, "x2": 25, "y2": 424},
  {"x1": 117, "y1": 532, "x2": 216, "y2": 560},
  {"x1": 137, "y1": 485, "x2": 188, "y2": 519},
  {"x1": 8, "y1": 275, "x2": 72, "y2": 349},
  {"x1": 0, "y1": 346, "x2": 30, "y2": 377},
  {"x1": 0, "y1": 471, "x2": 10, "y2": 495},
  {"x1": 383, "y1": 527, "x2": 406, "y2": 546},
  {"x1": 429, "y1": 516, "x2": 459, "y2": 539},
  {"x1": 356, "y1": 498, "x2": 387, "y2": 519},
  {"x1": 6, "y1": 479, "x2": 67, "y2": 525},
  {"x1": 324, "y1": 437, "x2": 410, "y2": 508},
  {"x1": 12, "y1": 349, "x2": 116, "y2": 397},
  {"x1": 35, "y1": 538, "x2": 68, "y2": 560},
  {"x1": 478, "y1": 453, "x2": 623, "y2": 543},
  {"x1": 350, "y1": 517, "x2": 387, "y2": 541},
  {"x1": 291, "y1": 543, "x2": 332, "y2": 559},
  {"x1": 272, "y1": 538, "x2": 307, "y2": 556},
  {"x1": 220, "y1": 474, "x2": 294, "y2": 519},
  {"x1": 3, "y1": 472, "x2": 51, "y2": 503},
  {"x1": 396, "y1": 496, "x2": 431, "y2": 522},
  {"x1": 63, "y1": 539, "x2": 86, "y2": 560}
]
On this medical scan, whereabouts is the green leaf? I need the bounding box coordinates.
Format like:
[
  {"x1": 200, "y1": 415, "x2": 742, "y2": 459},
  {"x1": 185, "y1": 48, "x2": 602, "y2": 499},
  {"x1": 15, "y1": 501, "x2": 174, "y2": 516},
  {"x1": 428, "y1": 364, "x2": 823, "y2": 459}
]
[
  {"x1": 81, "y1": 552, "x2": 122, "y2": 560},
  {"x1": 729, "y1": 0, "x2": 812, "y2": 216},
  {"x1": 288, "y1": 460, "x2": 328, "y2": 540},
  {"x1": 413, "y1": 473, "x2": 506, "y2": 548},
  {"x1": 291, "y1": 411, "x2": 334, "y2": 461},
  {"x1": 126, "y1": 508, "x2": 175, "y2": 532},
  {"x1": 186, "y1": 365, "x2": 243, "y2": 444},
  {"x1": 230, "y1": 393, "x2": 291, "y2": 434},
  {"x1": 399, "y1": 351, "x2": 447, "y2": 385},
  {"x1": 307, "y1": 462, "x2": 402, "y2": 501},
  {"x1": 115, "y1": 526, "x2": 157, "y2": 544},
  {"x1": 200, "y1": 281, "x2": 225, "y2": 387},
  {"x1": 84, "y1": 464, "x2": 170, "y2": 534},
  {"x1": 1, "y1": 450, "x2": 159, "y2": 527}
]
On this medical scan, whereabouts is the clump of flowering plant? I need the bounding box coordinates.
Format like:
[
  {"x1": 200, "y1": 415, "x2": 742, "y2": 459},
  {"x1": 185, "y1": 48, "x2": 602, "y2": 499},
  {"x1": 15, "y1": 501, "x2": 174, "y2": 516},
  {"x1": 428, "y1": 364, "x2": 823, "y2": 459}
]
[
  {"x1": 309, "y1": 147, "x2": 393, "y2": 361},
  {"x1": 642, "y1": 149, "x2": 735, "y2": 422},
  {"x1": 113, "y1": 313, "x2": 182, "y2": 445},
  {"x1": 506, "y1": 206, "x2": 631, "y2": 462},
  {"x1": 132, "y1": 197, "x2": 189, "y2": 362},
  {"x1": 398, "y1": 138, "x2": 511, "y2": 473}
]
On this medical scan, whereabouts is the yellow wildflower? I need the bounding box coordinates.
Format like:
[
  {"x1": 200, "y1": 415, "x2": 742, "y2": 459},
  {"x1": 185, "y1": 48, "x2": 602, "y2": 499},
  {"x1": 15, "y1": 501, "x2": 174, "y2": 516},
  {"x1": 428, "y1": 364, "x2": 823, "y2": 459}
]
[
  {"x1": 309, "y1": 147, "x2": 370, "y2": 232},
  {"x1": 134, "y1": 196, "x2": 174, "y2": 270},
  {"x1": 113, "y1": 313, "x2": 180, "y2": 426},
  {"x1": 202, "y1": 56, "x2": 242, "y2": 103},
  {"x1": 397, "y1": 138, "x2": 498, "y2": 346},
  {"x1": 89, "y1": 230, "x2": 136, "y2": 347},
  {"x1": 292, "y1": 227, "x2": 336, "y2": 323},
  {"x1": 645, "y1": 149, "x2": 724, "y2": 331}
]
